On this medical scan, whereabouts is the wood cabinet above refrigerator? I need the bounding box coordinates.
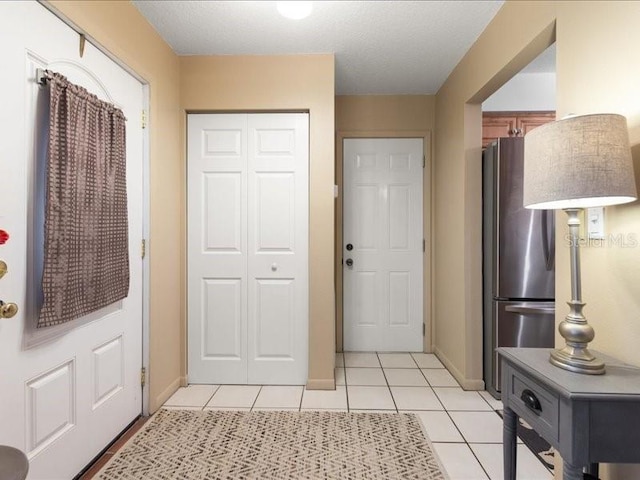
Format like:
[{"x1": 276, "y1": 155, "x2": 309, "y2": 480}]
[{"x1": 482, "y1": 111, "x2": 555, "y2": 148}]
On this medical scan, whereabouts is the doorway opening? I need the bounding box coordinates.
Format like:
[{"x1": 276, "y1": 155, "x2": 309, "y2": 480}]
[{"x1": 480, "y1": 43, "x2": 557, "y2": 398}]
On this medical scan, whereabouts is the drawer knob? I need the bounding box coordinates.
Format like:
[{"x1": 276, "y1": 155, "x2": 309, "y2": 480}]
[{"x1": 521, "y1": 389, "x2": 542, "y2": 413}]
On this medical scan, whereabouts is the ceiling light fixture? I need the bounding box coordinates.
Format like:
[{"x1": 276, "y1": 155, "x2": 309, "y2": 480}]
[{"x1": 277, "y1": 1, "x2": 313, "y2": 20}]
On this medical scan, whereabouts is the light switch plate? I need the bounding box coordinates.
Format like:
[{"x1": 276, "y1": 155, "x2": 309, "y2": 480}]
[{"x1": 587, "y1": 207, "x2": 605, "y2": 239}]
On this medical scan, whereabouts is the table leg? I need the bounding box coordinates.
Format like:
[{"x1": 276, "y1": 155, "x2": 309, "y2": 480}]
[
  {"x1": 586, "y1": 463, "x2": 599, "y2": 478},
  {"x1": 503, "y1": 406, "x2": 517, "y2": 480},
  {"x1": 563, "y1": 462, "x2": 584, "y2": 480}
]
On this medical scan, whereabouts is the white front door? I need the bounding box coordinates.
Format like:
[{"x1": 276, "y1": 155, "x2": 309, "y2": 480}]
[
  {"x1": 0, "y1": 3, "x2": 144, "y2": 479},
  {"x1": 188, "y1": 113, "x2": 308, "y2": 385},
  {"x1": 343, "y1": 138, "x2": 423, "y2": 352}
]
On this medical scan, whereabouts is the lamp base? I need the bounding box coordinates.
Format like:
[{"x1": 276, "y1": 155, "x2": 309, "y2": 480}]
[
  {"x1": 549, "y1": 209, "x2": 606, "y2": 376},
  {"x1": 549, "y1": 347, "x2": 605, "y2": 375}
]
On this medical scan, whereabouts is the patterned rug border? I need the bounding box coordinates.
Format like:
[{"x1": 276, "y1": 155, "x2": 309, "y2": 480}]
[{"x1": 97, "y1": 409, "x2": 449, "y2": 480}]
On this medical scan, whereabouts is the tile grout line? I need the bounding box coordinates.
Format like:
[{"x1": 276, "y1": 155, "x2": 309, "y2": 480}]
[
  {"x1": 378, "y1": 352, "x2": 399, "y2": 412},
  {"x1": 430, "y1": 386, "x2": 448, "y2": 411},
  {"x1": 466, "y1": 442, "x2": 493, "y2": 480},
  {"x1": 345, "y1": 361, "x2": 351, "y2": 411},
  {"x1": 417, "y1": 365, "x2": 433, "y2": 387},
  {"x1": 202, "y1": 384, "x2": 222, "y2": 409},
  {"x1": 444, "y1": 408, "x2": 469, "y2": 443},
  {"x1": 297, "y1": 384, "x2": 304, "y2": 411},
  {"x1": 378, "y1": 360, "x2": 399, "y2": 412},
  {"x1": 202, "y1": 385, "x2": 219, "y2": 410},
  {"x1": 249, "y1": 385, "x2": 263, "y2": 411}
]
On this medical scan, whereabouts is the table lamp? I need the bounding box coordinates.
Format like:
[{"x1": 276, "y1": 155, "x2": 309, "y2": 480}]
[{"x1": 523, "y1": 114, "x2": 637, "y2": 374}]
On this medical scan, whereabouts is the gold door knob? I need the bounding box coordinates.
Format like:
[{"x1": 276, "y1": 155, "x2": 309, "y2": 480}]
[
  {"x1": 0, "y1": 260, "x2": 7, "y2": 279},
  {"x1": 0, "y1": 301, "x2": 18, "y2": 319}
]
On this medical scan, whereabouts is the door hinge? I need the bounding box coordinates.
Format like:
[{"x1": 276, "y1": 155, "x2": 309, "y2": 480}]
[
  {"x1": 141, "y1": 109, "x2": 148, "y2": 129},
  {"x1": 422, "y1": 323, "x2": 426, "y2": 336},
  {"x1": 140, "y1": 367, "x2": 146, "y2": 387},
  {"x1": 423, "y1": 239, "x2": 425, "y2": 252},
  {"x1": 423, "y1": 155, "x2": 426, "y2": 168},
  {"x1": 141, "y1": 239, "x2": 146, "y2": 259}
]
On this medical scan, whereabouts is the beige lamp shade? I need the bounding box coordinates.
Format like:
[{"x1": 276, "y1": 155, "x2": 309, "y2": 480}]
[{"x1": 523, "y1": 114, "x2": 637, "y2": 209}]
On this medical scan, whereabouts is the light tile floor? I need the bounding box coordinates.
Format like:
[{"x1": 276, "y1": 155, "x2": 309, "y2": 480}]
[{"x1": 163, "y1": 352, "x2": 552, "y2": 480}]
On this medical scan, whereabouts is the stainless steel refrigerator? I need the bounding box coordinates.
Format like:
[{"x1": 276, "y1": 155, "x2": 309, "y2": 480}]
[{"x1": 482, "y1": 137, "x2": 555, "y2": 398}]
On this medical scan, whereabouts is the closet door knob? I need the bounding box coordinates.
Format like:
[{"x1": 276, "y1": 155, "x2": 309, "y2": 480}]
[{"x1": 271, "y1": 263, "x2": 278, "y2": 271}]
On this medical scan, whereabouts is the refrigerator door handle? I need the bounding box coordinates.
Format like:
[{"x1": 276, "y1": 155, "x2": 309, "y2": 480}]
[
  {"x1": 541, "y1": 210, "x2": 555, "y2": 271},
  {"x1": 505, "y1": 305, "x2": 556, "y2": 315},
  {"x1": 548, "y1": 210, "x2": 556, "y2": 270}
]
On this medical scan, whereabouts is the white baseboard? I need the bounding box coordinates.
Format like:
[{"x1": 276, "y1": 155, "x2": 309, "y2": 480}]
[
  {"x1": 151, "y1": 376, "x2": 182, "y2": 413},
  {"x1": 434, "y1": 346, "x2": 485, "y2": 391},
  {"x1": 306, "y1": 378, "x2": 335, "y2": 390}
]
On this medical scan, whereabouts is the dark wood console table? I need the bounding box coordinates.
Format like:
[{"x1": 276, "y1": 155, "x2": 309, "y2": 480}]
[{"x1": 498, "y1": 347, "x2": 640, "y2": 480}]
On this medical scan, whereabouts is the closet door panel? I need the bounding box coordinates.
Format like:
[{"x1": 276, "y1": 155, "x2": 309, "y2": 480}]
[
  {"x1": 247, "y1": 113, "x2": 308, "y2": 385},
  {"x1": 254, "y1": 279, "x2": 295, "y2": 358},
  {"x1": 188, "y1": 114, "x2": 248, "y2": 384},
  {"x1": 255, "y1": 172, "x2": 295, "y2": 252}
]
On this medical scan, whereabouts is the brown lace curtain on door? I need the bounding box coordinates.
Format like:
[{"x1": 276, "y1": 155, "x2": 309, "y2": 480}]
[{"x1": 38, "y1": 71, "x2": 130, "y2": 328}]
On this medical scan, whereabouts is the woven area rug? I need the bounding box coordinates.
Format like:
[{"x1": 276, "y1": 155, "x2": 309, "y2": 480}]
[{"x1": 97, "y1": 409, "x2": 446, "y2": 480}]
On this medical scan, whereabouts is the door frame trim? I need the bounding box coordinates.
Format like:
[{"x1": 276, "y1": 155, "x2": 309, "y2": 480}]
[
  {"x1": 141, "y1": 84, "x2": 151, "y2": 415},
  {"x1": 41, "y1": 1, "x2": 152, "y2": 416},
  {"x1": 336, "y1": 131, "x2": 433, "y2": 353}
]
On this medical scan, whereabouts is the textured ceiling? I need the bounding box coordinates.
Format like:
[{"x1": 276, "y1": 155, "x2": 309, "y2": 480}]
[{"x1": 133, "y1": 0, "x2": 506, "y2": 95}]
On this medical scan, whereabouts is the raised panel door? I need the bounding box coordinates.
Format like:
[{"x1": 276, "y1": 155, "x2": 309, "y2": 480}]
[
  {"x1": 343, "y1": 138, "x2": 423, "y2": 352},
  {"x1": 188, "y1": 113, "x2": 308, "y2": 385},
  {"x1": 187, "y1": 114, "x2": 248, "y2": 383},
  {"x1": 0, "y1": 3, "x2": 144, "y2": 477},
  {"x1": 247, "y1": 114, "x2": 308, "y2": 384}
]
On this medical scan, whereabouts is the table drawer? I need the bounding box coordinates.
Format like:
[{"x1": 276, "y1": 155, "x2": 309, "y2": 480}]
[{"x1": 505, "y1": 365, "x2": 560, "y2": 443}]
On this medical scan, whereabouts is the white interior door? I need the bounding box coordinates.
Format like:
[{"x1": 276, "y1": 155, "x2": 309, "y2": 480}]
[
  {"x1": 187, "y1": 114, "x2": 248, "y2": 384},
  {"x1": 188, "y1": 113, "x2": 308, "y2": 385},
  {"x1": 0, "y1": 3, "x2": 144, "y2": 479},
  {"x1": 343, "y1": 138, "x2": 423, "y2": 352}
]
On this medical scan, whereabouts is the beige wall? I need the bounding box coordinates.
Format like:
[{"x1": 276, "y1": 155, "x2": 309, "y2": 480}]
[
  {"x1": 434, "y1": 0, "x2": 556, "y2": 389},
  {"x1": 335, "y1": 95, "x2": 435, "y2": 351},
  {"x1": 49, "y1": 1, "x2": 183, "y2": 412},
  {"x1": 436, "y1": 1, "x2": 640, "y2": 477},
  {"x1": 555, "y1": 1, "x2": 640, "y2": 366},
  {"x1": 554, "y1": 3, "x2": 640, "y2": 477},
  {"x1": 181, "y1": 55, "x2": 336, "y2": 389},
  {"x1": 336, "y1": 96, "x2": 435, "y2": 132}
]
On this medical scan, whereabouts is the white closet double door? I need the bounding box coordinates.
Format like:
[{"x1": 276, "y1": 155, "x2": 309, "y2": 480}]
[{"x1": 188, "y1": 113, "x2": 308, "y2": 385}]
